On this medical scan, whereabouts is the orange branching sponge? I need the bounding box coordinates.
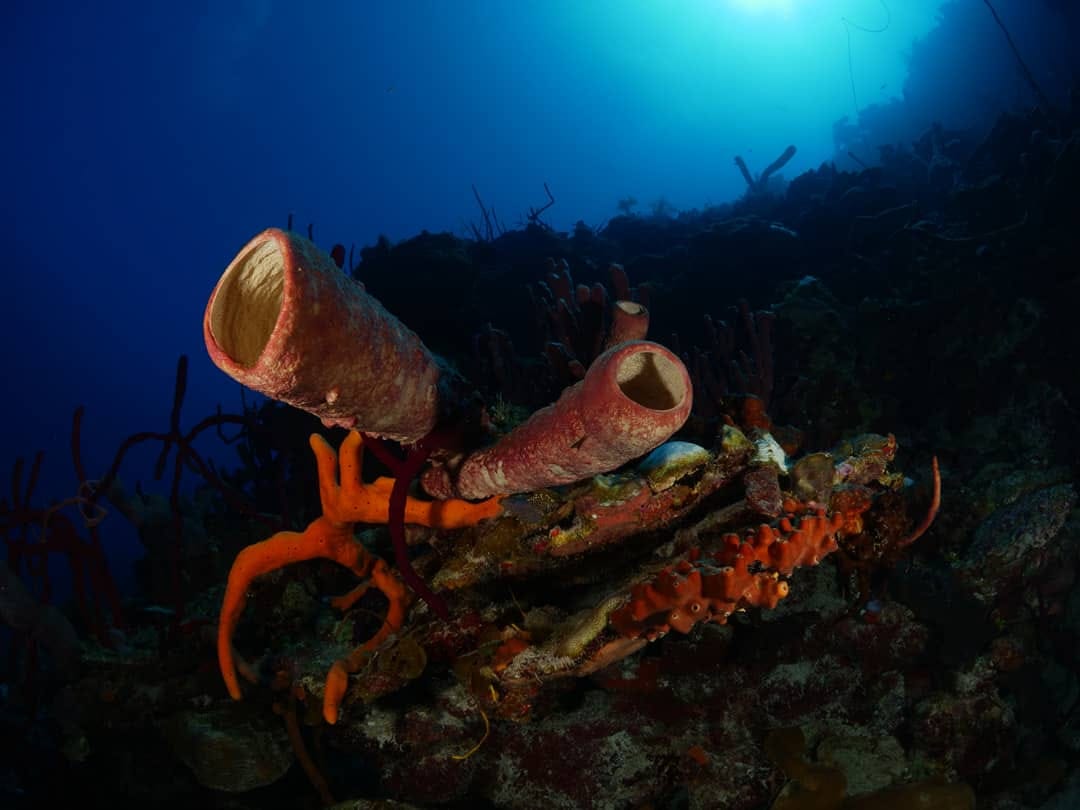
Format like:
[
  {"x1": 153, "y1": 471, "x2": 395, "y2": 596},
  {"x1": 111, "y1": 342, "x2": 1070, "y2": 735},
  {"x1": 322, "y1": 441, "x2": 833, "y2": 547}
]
[
  {"x1": 217, "y1": 431, "x2": 502, "y2": 724},
  {"x1": 609, "y1": 505, "x2": 868, "y2": 640}
]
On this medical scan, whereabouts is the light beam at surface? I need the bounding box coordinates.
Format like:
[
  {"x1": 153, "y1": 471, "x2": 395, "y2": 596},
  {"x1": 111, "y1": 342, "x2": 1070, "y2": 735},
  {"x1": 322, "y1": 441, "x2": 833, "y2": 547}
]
[{"x1": 727, "y1": 0, "x2": 795, "y2": 16}]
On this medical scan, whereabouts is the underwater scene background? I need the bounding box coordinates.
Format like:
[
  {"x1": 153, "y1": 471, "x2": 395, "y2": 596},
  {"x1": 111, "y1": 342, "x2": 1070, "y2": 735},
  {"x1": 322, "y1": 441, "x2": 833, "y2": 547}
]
[{"x1": 3, "y1": 1, "x2": 1080, "y2": 807}]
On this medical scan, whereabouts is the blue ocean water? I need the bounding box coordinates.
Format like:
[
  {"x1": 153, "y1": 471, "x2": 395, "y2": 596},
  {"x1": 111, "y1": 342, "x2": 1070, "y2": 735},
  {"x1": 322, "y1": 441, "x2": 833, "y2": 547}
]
[{"x1": 2, "y1": 2, "x2": 1078, "y2": 807}]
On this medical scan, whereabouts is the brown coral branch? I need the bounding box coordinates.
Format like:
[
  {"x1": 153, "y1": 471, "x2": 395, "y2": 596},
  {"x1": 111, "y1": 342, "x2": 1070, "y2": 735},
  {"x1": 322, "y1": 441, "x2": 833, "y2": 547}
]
[
  {"x1": 897, "y1": 456, "x2": 941, "y2": 549},
  {"x1": 982, "y1": 1, "x2": 1051, "y2": 109}
]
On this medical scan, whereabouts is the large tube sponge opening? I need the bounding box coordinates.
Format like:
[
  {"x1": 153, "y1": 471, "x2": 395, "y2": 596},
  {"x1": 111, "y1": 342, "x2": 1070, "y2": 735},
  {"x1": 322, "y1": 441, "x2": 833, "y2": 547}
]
[{"x1": 208, "y1": 236, "x2": 285, "y2": 368}]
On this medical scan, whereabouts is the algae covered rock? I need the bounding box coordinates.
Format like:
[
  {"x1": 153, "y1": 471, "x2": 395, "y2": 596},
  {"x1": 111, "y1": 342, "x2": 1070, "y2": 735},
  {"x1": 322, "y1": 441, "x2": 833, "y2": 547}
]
[{"x1": 159, "y1": 705, "x2": 293, "y2": 792}]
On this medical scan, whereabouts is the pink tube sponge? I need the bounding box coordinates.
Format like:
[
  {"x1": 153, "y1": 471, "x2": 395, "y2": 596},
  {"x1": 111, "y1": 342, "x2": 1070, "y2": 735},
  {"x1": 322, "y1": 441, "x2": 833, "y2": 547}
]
[
  {"x1": 604, "y1": 300, "x2": 650, "y2": 349},
  {"x1": 423, "y1": 340, "x2": 692, "y2": 499},
  {"x1": 204, "y1": 228, "x2": 443, "y2": 443}
]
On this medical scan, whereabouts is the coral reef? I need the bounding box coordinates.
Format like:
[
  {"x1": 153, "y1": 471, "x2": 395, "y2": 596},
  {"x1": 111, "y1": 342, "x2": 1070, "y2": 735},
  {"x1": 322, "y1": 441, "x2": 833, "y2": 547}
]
[{"x1": 4, "y1": 90, "x2": 1080, "y2": 809}]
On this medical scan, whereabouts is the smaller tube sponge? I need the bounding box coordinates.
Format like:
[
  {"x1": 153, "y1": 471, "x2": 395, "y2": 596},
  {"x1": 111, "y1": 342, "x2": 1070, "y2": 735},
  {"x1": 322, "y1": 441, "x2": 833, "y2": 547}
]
[
  {"x1": 604, "y1": 300, "x2": 650, "y2": 349},
  {"x1": 423, "y1": 340, "x2": 692, "y2": 499}
]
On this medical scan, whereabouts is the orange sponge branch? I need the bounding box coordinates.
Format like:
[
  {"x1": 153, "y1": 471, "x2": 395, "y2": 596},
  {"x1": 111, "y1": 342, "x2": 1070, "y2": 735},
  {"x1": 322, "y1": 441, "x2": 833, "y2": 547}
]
[
  {"x1": 217, "y1": 431, "x2": 502, "y2": 722},
  {"x1": 217, "y1": 515, "x2": 374, "y2": 701},
  {"x1": 312, "y1": 432, "x2": 502, "y2": 528}
]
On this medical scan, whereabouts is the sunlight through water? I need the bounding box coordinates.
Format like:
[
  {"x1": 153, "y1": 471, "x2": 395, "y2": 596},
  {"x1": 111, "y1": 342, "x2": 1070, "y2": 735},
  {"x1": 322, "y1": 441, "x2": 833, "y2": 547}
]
[{"x1": 727, "y1": 0, "x2": 796, "y2": 16}]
